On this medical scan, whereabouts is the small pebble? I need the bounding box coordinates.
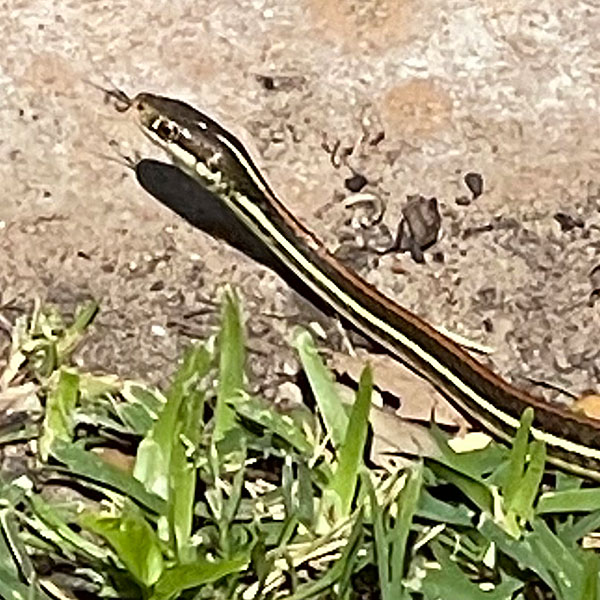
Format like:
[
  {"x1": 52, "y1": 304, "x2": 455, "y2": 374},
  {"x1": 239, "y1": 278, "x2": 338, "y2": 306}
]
[
  {"x1": 589, "y1": 265, "x2": 600, "y2": 306},
  {"x1": 261, "y1": 76, "x2": 275, "y2": 90},
  {"x1": 345, "y1": 173, "x2": 368, "y2": 193},
  {"x1": 369, "y1": 131, "x2": 385, "y2": 146},
  {"x1": 464, "y1": 172, "x2": 484, "y2": 199},
  {"x1": 151, "y1": 324, "x2": 166, "y2": 337},
  {"x1": 589, "y1": 265, "x2": 600, "y2": 296},
  {"x1": 554, "y1": 212, "x2": 584, "y2": 232},
  {"x1": 396, "y1": 195, "x2": 442, "y2": 263},
  {"x1": 275, "y1": 381, "x2": 303, "y2": 406}
]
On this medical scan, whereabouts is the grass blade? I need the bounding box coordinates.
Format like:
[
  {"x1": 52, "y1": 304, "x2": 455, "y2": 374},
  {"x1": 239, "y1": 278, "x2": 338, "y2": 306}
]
[
  {"x1": 390, "y1": 463, "x2": 423, "y2": 598},
  {"x1": 293, "y1": 328, "x2": 347, "y2": 449},
  {"x1": 228, "y1": 393, "x2": 314, "y2": 455},
  {"x1": 329, "y1": 364, "x2": 373, "y2": 517},
  {"x1": 479, "y1": 514, "x2": 588, "y2": 599},
  {"x1": 369, "y1": 477, "x2": 391, "y2": 598},
  {"x1": 428, "y1": 461, "x2": 492, "y2": 514},
  {"x1": 511, "y1": 439, "x2": 545, "y2": 516},
  {"x1": 417, "y1": 490, "x2": 474, "y2": 526},
  {"x1": 134, "y1": 343, "x2": 211, "y2": 499},
  {"x1": 0, "y1": 564, "x2": 51, "y2": 600},
  {"x1": 29, "y1": 494, "x2": 109, "y2": 560},
  {"x1": 559, "y1": 511, "x2": 600, "y2": 545},
  {"x1": 52, "y1": 441, "x2": 165, "y2": 514},
  {"x1": 420, "y1": 542, "x2": 522, "y2": 600},
  {"x1": 537, "y1": 488, "x2": 600, "y2": 514},
  {"x1": 56, "y1": 300, "x2": 99, "y2": 361},
  {"x1": 168, "y1": 387, "x2": 205, "y2": 563},
  {"x1": 213, "y1": 287, "x2": 245, "y2": 443},
  {"x1": 0, "y1": 506, "x2": 36, "y2": 584},
  {"x1": 117, "y1": 382, "x2": 166, "y2": 436},
  {"x1": 501, "y1": 407, "x2": 533, "y2": 500},
  {"x1": 287, "y1": 510, "x2": 364, "y2": 600},
  {"x1": 529, "y1": 518, "x2": 586, "y2": 599},
  {"x1": 429, "y1": 423, "x2": 506, "y2": 479},
  {"x1": 39, "y1": 368, "x2": 80, "y2": 461},
  {"x1": 297, "y1": 459, "x2": 315, "y2": 527},
  {"x1": 580, "y1": 551, "x2": 600, "y2": 600}
]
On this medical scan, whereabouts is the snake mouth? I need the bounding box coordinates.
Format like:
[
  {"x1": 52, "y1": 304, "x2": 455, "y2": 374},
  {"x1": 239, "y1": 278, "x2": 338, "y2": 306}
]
[
  {"x1": 107, "y1": 88, "x2": 133, "y2": 113},
  {"x1": 85, "y1": 78, "x2": 133, "y2": 112}
]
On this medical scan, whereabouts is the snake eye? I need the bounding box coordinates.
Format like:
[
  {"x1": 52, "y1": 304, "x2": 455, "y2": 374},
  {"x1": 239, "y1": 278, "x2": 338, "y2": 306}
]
[{"x1": 150, "y1": 117, "x2": 180, "y2": 142}]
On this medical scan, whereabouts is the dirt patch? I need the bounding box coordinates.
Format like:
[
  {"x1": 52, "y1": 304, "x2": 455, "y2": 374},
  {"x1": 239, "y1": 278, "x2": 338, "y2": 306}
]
[{"x1": 2, "y1": 0, "x2": 600, "y2": 406}]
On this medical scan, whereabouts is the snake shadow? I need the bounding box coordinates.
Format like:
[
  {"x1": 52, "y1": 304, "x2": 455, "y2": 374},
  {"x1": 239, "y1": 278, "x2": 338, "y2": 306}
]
[{"x1": 135, "y1": 159, "x2": 334, "y2": 316}]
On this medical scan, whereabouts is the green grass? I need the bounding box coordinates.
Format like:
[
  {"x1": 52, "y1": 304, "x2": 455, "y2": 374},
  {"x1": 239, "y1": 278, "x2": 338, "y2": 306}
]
[{"x1": 0, "y1": 291, "x2": 599, "y2": 599}]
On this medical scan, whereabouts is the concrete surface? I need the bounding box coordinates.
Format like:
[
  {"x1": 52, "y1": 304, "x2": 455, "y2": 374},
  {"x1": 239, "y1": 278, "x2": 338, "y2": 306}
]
[{"x1": 2, "y1": 1, "x2": 600, "y2": 403}]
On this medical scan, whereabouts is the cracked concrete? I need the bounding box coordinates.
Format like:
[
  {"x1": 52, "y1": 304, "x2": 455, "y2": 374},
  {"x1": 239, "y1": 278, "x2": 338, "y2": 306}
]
[{"x1": 2, "y1": 0, "x2": 600, "y2": 407}]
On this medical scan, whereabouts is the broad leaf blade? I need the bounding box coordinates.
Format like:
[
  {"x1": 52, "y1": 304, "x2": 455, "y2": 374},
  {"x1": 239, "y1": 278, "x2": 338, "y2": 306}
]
[
  {"x1": 81, "y1": 503, "x2": 164, "y2": 588},
  {"x1": 151, "y1": 554, "x2": 249, "y2": 600}
]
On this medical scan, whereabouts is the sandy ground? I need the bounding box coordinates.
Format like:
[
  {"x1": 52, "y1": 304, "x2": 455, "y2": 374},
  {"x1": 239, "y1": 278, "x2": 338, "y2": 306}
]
[{"x1": 2, "y1": 1, "x2": 600, "y2": 408}]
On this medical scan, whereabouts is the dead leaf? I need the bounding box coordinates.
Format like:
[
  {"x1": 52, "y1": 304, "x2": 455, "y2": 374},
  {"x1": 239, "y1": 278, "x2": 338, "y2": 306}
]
[
  {"x1": 573, "y1": 394, "x2": 600, "y2": 420},
  {"x1": 328, "y1": 350, "x2": 470, "y2": 428}
]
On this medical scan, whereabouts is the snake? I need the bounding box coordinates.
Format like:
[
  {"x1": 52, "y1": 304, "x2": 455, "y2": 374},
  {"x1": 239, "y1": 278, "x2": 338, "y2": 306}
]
[{"x1": 104, "y1": 89, "x2": 600, "y2": 479}]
